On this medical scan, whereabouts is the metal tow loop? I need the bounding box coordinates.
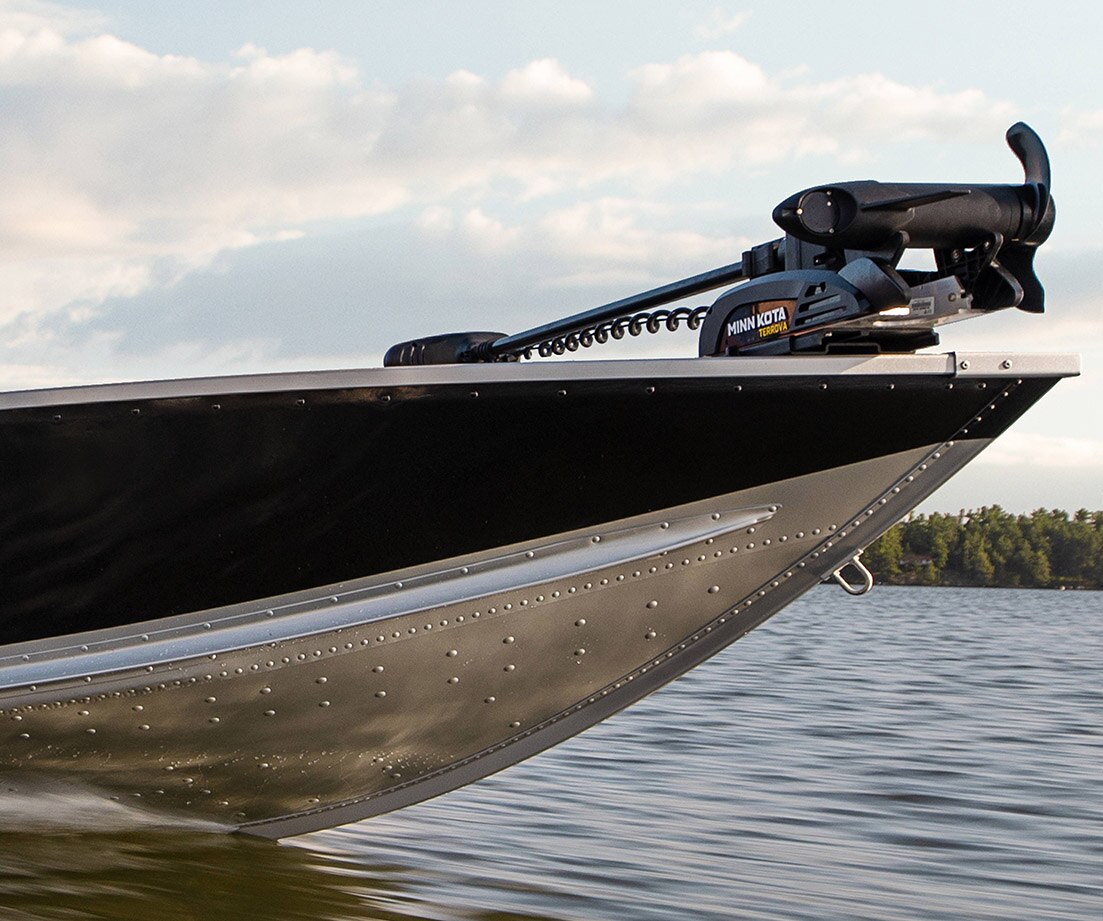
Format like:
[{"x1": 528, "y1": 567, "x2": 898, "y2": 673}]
[{"x1": 831, "y1": 552, "x2": 874, "y2": 596}]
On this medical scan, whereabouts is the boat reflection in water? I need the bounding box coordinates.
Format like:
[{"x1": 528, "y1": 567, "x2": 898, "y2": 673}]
[{"x1": 0, "y1": 123, "x2": 1078, "y2": 837}]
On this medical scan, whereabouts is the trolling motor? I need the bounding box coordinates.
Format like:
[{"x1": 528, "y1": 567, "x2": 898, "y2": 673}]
[{"x1": 384, "y1": 122, "x2": 1054, "y2": 365}]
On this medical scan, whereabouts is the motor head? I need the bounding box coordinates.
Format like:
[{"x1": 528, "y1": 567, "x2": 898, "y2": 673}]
[{"x1": 771, "y1": 123, "x2": 1055, "y2": 312}]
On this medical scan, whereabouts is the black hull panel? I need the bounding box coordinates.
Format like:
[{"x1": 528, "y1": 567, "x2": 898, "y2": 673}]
[{"x1": 0, "y1": 361, "x2": 1057, "y2": 645}]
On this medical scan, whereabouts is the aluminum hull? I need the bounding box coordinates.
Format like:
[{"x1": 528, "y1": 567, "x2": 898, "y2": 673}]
[{"x1": 0, "y1": 352, "x2": 1076, "y2": 836}]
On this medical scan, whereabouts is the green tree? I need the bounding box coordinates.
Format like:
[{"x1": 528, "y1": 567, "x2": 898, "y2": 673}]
[{"x1": 864, "y1": 524, "x2": 903, "y2": 579}]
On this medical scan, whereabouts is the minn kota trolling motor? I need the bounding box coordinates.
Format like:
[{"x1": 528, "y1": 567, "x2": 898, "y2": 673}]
[{"x1": 384, "y1": 122, "x2": 1054, "y2": 366}]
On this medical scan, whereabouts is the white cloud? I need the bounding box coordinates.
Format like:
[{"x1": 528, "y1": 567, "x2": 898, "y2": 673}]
[
  {"x1": 974, "y1": 431, "x2": 1103, "y2": 469},
  {"x1": 695, "y1": 8, "x2": 752, "y2": 40},
  {"x1": 1059, "y1": 106, "x2": 1103, "y2": 146},
  {"x1": 499, "y1": 58, "x2": 592, "y2": 105},
  {"x1": 0, "y1": 3, "x2": 1021, "y2": 337}
]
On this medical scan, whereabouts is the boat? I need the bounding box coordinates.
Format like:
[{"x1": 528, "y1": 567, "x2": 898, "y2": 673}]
[{"x1": 0, "y1": 123, "x2": 1077, "y2": 837}]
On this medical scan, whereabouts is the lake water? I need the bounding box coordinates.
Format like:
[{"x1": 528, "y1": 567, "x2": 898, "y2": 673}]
[{"x1": 0, "y1": 587, "x2": 1099, "y2": 920}]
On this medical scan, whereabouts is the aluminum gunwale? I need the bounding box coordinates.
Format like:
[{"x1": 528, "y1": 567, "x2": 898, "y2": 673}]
[{"x1": 0, "y1": 352, "x2": 1079, "y2": 411}]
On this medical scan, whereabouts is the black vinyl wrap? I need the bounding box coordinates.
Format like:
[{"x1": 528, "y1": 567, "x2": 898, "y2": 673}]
[{"x1": 0, "y1": 373, "x2": 1056, "y2": 644}]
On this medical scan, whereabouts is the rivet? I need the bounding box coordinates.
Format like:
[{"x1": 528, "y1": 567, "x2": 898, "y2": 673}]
[
  {"x1": 646, "y1": 600, "x2": 658, "y2": 609},
  {"x1": 484, "y1": 696, "x2": 496, "y2": 703},
  {"x1": 319, "y1": 701, "x2": 330, "y2": 708},
  {"x1": 373, "y1": 665, "x2": 384, "y2": 673},
  {"x1": 645, "y1": 630, "x2": 657, "y2": 639},
  {"x1": 448, "y1": 677, "x2": 459, "y2": 684},
  {"x1": 509, "y1": 721, "x2": 521, "y2": 728},
  {"x1": 316, "y1": 677, "x2": 327, "y2": 684},
  {"x1": 264, "y1": 710, "x2": 276, "y2": 716},
  {"x1": 139, "y1": 724, "x2": 149, "y2": 731},
  {"x1": 575, "y1": 619, "x2": 586, "y2": 626},
  {"x1": 503, "y1": 636, "x2": 515, "y2": 644},
  {"x1": 708, "y1": 586, "x2": 719, "y2": 594},
  {"x1": 374, "y1": 691, "x2": 387, "y2": 698},
  {"x1": 574, "y1": 648, "x2": 586, "y2": 656},
  {"x1": 204, "y1": 697, "x2": 217, "y2": 704},
  {"x1": 208, "y1": 717, "x2": 220, "y2": 724},
  {"x1": 447, "y1": 649, "x2": 458, "y2": 657},
  {"x1": 260, "y1": 687, "x2": 272, "y2": 694},
  {"x1": 504, "y1": 664, "x2": 515, "y2": 672}
]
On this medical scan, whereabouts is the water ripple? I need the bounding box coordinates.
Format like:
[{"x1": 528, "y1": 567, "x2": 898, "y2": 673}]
[{"x1": 0, "y1": 587, "x2": 1099, "y2": 920}]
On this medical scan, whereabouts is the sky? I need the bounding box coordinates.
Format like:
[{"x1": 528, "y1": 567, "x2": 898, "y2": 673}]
[{"x1": 0, "y1": 0, "x2": 1100, "y2": 512}]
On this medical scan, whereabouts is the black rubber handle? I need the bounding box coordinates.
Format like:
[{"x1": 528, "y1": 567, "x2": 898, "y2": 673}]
[{"x1": 1006, "y1": 122, "x2": 1051, "y2": 195}]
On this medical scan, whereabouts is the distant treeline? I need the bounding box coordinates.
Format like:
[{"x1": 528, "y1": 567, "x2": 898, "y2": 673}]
[{"x1": 862, "y1": 507, "x2": 1102, "y2": 589}]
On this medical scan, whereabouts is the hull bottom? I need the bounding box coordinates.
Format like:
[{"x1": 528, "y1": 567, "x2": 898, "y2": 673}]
[{"x1": 0, "y1": 432, "x2": 986, "y2": 837}]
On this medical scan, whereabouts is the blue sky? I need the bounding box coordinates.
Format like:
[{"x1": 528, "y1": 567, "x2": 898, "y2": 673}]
[{"x1": 0, "y1": 0, "x2": 1100, "y2": 511}]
